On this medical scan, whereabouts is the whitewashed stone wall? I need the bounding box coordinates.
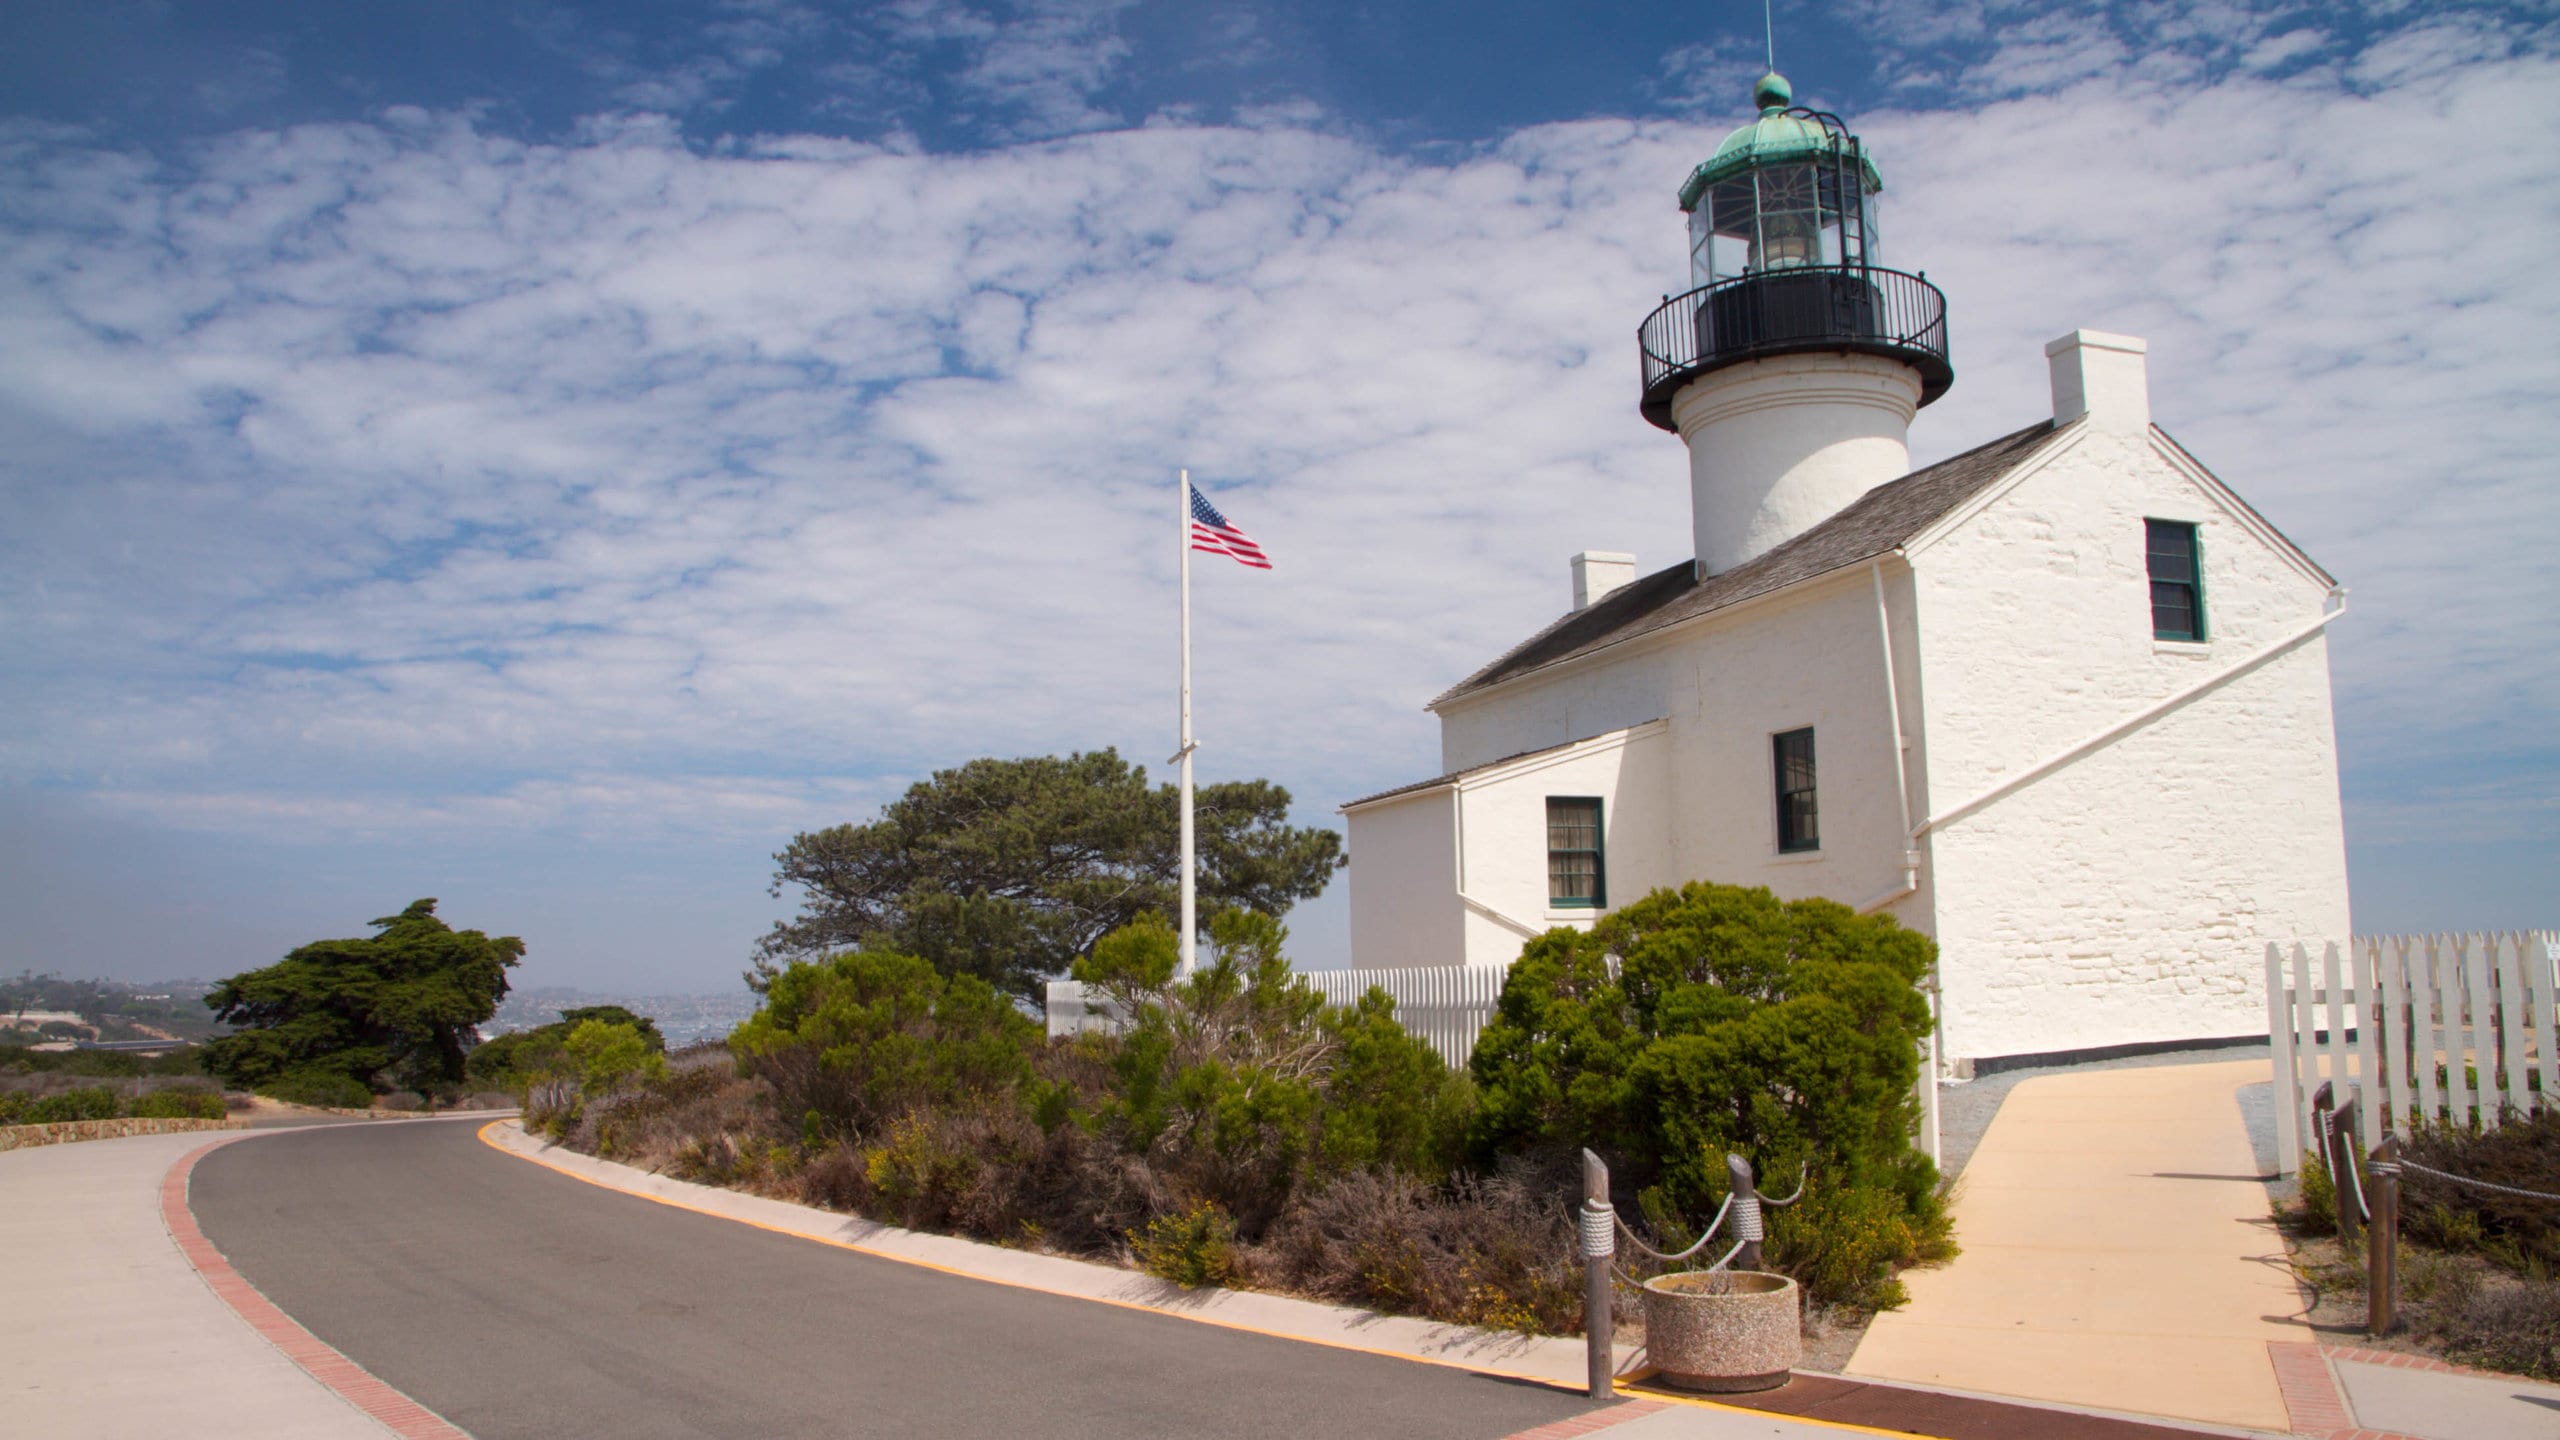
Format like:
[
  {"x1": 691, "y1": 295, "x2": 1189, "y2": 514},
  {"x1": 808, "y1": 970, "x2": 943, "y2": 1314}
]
[
  {"x1": 1433, "y1": 568, "x2": 1925, "y2": 931},
  {"x1": 1344, "y1": 782, "x2": 1464, "y2": 973},
  {"x1": 1346, "y1": 721, "x2": 1674, "y2": 968},
  {"x1": 1908, "y1": 423, "x2": 2350, "y2": 1063}
]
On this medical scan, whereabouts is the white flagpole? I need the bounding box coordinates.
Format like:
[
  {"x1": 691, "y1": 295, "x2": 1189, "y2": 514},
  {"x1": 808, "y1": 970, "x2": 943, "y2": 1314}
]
[{"x1": 1177, "y1": 468, "x2": 1197, "y2": 978}]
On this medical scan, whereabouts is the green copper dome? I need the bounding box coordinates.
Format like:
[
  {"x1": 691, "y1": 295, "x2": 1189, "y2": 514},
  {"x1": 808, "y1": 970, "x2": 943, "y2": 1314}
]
[{"x1": 1677, "y1": 72, "x2": 1882, "y2": 213}]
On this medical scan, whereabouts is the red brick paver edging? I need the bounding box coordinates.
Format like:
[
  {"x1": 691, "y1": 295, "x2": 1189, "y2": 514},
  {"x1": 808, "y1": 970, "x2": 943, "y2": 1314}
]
[
  {"x1": 2267, "y1": 1340, "x2": 2437, "y2": 1440},
  {"x1": 1504, "y1": 1398, "x2": 1671, "y2": 1438},
  {"x1": 161, "y1": 1136, "x2": 471, "y2": 1440},
  {"x1": 2320, "y1": 1342, "x2": 2517, "y2": 1383}
]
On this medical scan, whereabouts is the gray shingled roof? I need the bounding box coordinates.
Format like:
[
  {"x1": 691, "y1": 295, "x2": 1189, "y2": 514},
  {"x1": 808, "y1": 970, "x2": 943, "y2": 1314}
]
[
  {"x1": 1429, "y1": 420, "x2": 2062, "y2": 710},
  {"x1": 1340, "y1": 729, "x2": 1665, "y2": 811}
]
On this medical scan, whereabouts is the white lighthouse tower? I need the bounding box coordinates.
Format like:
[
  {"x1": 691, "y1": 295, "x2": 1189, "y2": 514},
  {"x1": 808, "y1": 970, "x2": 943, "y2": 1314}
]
[{"x1": 1639, "y1": 72, "x2": 1954, "y2": 575}]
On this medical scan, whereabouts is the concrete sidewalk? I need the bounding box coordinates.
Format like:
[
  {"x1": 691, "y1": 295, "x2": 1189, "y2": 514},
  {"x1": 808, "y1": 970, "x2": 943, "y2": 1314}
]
[
  {"x1": 1842, "y1": 1055, "x2": 2560, "y2": 1440},
  {"x1": 0, "y1": 1126, "x2": 394, "y2": 1439},
  {"x1": 1847, "y1": 1059, "x2": 2305, "y2": 1429}
]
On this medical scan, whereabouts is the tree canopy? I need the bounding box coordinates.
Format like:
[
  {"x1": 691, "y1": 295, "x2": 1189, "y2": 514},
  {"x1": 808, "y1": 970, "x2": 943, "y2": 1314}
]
[
  {"x1": 755, "y1": 750, "x2": 1343, "y2": 1001},
  {"x1": 464, "y1": 1004, "x2": 665, "y2": 1089},
  {"x1": 202, "y1": 899, "x2": 522, "y2": 1096}
]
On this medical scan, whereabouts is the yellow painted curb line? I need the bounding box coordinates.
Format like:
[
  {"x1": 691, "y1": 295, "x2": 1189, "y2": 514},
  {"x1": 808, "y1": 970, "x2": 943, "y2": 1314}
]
[{"x1": 476, "y1": 1120, "x2": 1934, "y2": 1439}]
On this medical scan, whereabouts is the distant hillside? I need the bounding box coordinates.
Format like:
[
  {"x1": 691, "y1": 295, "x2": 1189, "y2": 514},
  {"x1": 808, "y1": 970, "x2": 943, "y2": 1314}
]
[{"x1": 1, "y1": 973, "x2": 226, "y2": 1044}]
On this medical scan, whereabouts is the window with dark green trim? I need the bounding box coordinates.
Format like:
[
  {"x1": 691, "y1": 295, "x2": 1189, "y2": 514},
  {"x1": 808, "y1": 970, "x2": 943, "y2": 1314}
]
[
  {"x1": 1547, "y1": 797, "x2": 1605, "y2": 908},
  {"x1": 1773, "y1": 728, "x2": 1819, "y2": 853},
  {"x1": 2146, "y1": 519, "x2": 2205, "y2": 641}
]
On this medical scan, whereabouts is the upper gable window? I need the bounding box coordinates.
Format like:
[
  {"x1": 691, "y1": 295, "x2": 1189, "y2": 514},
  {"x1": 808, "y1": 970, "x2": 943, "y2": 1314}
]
[
  {"x1": 2146, "y1": 519, "x2": 2205, "y2": 642},
  {"x1": 1547, "y1": 797, "x2": 1605, "y2": 909}
]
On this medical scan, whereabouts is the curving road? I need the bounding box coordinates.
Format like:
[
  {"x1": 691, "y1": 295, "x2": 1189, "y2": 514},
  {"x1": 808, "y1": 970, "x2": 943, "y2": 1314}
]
[{"x1": 189, "y1": 1120, "x2": 1597, "y2": 1439}]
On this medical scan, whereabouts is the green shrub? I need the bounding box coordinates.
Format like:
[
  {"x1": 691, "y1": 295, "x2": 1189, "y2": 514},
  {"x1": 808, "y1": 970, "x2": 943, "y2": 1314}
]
[
  {"x1": 0, "y1": 1091, "x2": 24, "y2": 1125},
  {"x1": 2293, "y1": 1150, "x2": 2336, "y2": 1232},
  {"x1": 1074, "y1": 912, "x2": 1475, "y2": 1232},
  {"x1": 731, "y1": 948, "x2": 1037, "y2": 1144},
  {"x1": 24, "y1": 1086, "x2": 121, "y2": 1123},
  {"x1": 260, "y1": 1070, "x2": 374, "y2": 1110},
  {"x1": 130, "y1": 1089, "x2": 227, "y2": 1121},
  {"x1": 1468, "y1": 881, "x2": 1947, "y2": 1310},
  {"x1": 563, "y1": 1020, "x2": 665, "y2": 1097},
  {"x1": 1764, "y1": 1179, "x2": 1938, "y2": 1311},
  {"x1": 468, "y1": 1006, "x2": 664, "y2": 1092},
  {"x1": 2399, "y1": 1109, "x2": 2560, "y2": 1276},
  {"x1": 862, "y1": 1113, "x2": 979, "y2": 1216},
  {"x1": 1131, "y1": 1199, "x2": 1238, "y2": 1288}
]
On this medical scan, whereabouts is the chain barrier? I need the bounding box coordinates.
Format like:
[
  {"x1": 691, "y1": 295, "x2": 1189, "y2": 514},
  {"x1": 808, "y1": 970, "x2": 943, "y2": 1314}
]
[
  {"x1": 1607, "y1": 1165, "x2": 1807, "y2": 1274},
  {"x1": 2376, "y1": 1157, "x2": 2560, "y2": 1205},
  {"x1": 1612, "y1": 1193, "x2": 1731, "y2": 1264}
]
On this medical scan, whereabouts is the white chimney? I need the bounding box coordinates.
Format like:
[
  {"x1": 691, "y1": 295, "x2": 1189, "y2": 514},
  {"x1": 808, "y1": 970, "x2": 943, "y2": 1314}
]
[
  {"x1": 1571, "y1": 551, "x2": 1636, "y2": 611},
  {"x1": 2046, "y1": 330, "x2": 2150, "y2": 433}
]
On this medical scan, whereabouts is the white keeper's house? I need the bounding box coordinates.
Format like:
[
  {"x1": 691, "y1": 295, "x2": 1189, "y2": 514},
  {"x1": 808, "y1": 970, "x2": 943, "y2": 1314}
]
[{"x1": 1341, "y1": 73, "x2": 2351, "y2": 1074}]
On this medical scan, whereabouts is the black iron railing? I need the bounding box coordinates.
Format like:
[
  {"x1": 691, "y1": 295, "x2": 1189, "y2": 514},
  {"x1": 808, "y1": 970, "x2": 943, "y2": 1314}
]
[{"x1": 1638, "y1": 265, "x2": 1951, "y2": 430}]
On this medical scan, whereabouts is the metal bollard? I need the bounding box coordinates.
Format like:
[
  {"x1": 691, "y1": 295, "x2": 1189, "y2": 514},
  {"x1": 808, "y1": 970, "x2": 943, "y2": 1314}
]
[
  {"x1": 2368, "y1": 1135, "x2": 2398, "y2": 1337},
  {"x1": 1580, "y1": 1148, "x2": 1614, "y2": 1400},
  {"x1": 1727, "y1": 1153, "x2": 1764, "y2": 1272}
]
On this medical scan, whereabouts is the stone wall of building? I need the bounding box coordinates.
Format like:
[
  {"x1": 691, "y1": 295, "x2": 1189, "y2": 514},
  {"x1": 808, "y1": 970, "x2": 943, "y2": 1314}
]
[{"x1": 1911, "y1": 423, "x2": 2351, "y2": 1063}]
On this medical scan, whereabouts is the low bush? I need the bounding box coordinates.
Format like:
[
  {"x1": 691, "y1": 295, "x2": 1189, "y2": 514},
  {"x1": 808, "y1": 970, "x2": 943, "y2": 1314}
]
[
  {"x1": 1131, "y1": 1199, "x2": 1239, "y2": 1288},
  {"x1": 466, "y1": 1005, "x2": 667, "y2": 1092},
  {"x1": 261, "y1": 1070, "x2": 374, "y2": 1110},
  {"x1": 2399, "y1": 1109, "x2": 2560, "y2": 1277},
  {"x1": 1248, "y1": 1164, "x2": 1585, "y2": 1334},
  {"x1": 1071, "y1": 911, "x2": 1471, "y2": 1233},
  {"x1": 129, "y1": 1089, "x2": 227, "y2": 1121},
  {"x1": 731, "y1": 948, "x2": 1036, "y2": 1145},
  {"x1": 2416, "y1": 1271, "x2": 2560, "y2": 1379},
  {"x1": 1468, "y1": 881, "x2": 1950, "y2": 1310},
  {"x1": 2294, "y1": 1150, "x2": 2337, "y2": 1233},
  {"x1": 564, "y1": 1020, "x2": 665, "y2": 1098},
  {"x1": 22, "y1": 1086, "x2": 120, "y2": 1123}
]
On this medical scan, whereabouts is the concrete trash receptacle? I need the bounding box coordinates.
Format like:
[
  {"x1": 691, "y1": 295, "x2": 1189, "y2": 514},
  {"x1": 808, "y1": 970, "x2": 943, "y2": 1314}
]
[{"x1": 1641, "y1": 1270, "x2": 1800, "y2": 1392}]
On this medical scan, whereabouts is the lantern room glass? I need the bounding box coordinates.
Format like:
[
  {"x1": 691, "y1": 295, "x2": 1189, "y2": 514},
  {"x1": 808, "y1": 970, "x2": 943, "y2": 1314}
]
[{"x1": 1686, "y1": 162, "x2": 1880, "y2": 290}]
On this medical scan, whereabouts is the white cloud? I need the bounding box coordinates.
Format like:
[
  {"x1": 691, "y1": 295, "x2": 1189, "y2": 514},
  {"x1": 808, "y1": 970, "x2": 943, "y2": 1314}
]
[{"x1": 1, "y1": 12, "x2": 2554, "y2": 973}]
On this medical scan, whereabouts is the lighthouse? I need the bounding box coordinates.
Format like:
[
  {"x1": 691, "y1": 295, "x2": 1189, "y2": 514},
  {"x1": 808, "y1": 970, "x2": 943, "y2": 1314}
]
[{"x1": 1639, "y1": 72, "x2": 1954, "y2": 577}]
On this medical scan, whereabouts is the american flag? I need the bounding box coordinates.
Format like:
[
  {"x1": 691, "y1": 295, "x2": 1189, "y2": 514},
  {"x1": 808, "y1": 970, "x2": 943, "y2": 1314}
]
[{"x1": 1188, "y1": 483, "x2": 1271, "y2": 569}]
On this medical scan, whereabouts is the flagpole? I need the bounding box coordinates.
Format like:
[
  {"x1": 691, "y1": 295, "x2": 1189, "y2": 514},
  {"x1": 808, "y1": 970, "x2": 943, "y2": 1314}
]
[{"x1": 1177, "y1": 467, "x2": 1197, "y2": 978}]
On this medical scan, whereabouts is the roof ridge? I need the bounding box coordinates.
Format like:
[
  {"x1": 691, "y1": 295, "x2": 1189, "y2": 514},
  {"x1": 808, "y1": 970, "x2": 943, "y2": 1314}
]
[{"x1": 1425, "y1": 419, "x2": 2061, "y2": 711}]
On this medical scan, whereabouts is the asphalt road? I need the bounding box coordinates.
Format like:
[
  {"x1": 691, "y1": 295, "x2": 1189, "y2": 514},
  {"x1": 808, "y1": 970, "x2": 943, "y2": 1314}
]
[{"x1": 190, "y1": 1120, "x2": 1597, "y2": 1440}]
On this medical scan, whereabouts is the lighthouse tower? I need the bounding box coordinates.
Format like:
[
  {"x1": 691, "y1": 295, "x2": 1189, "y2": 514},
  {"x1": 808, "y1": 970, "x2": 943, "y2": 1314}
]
[{"x1": 1639, "y1": 73, "x2": 1954, "y2": 576}]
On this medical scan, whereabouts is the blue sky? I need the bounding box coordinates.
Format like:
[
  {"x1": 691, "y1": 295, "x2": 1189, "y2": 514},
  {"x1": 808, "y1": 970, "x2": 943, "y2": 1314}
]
[{"x1": 3, "y1": 1, "x2": 2554, "y2": 991}]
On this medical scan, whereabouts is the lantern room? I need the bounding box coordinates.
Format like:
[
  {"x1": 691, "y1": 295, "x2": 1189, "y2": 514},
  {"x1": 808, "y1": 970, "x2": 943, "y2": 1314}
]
[
  {"x1": 1681, "y1": 72, "x2": 1879, "y2": 285},
  {"x1": 1637, "y1": 72, "x2": 1953, "y2": 431}
]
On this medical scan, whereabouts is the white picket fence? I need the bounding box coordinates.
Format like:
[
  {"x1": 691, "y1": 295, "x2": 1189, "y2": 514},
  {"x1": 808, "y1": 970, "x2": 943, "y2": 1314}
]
[
  {"x1": 2267, "y1": 933, "x2": 2560, "y2": 1175},
  {"x1": 1046, "y1": 965, "x2": 1508, "y2": 1068}
]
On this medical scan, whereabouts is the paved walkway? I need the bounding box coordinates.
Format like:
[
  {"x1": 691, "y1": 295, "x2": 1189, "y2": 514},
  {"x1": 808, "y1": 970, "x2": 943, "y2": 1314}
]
[
  {"x1": 2329, "y1": 1350, "x2": 2560, "y2": 1440},
  {"x1": 1846, "y1": 1059, "x2": 2305, "y2": 1430},
  {"x1": 0, "y1": 1126, "x2": 394, "y2": 1439}
]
